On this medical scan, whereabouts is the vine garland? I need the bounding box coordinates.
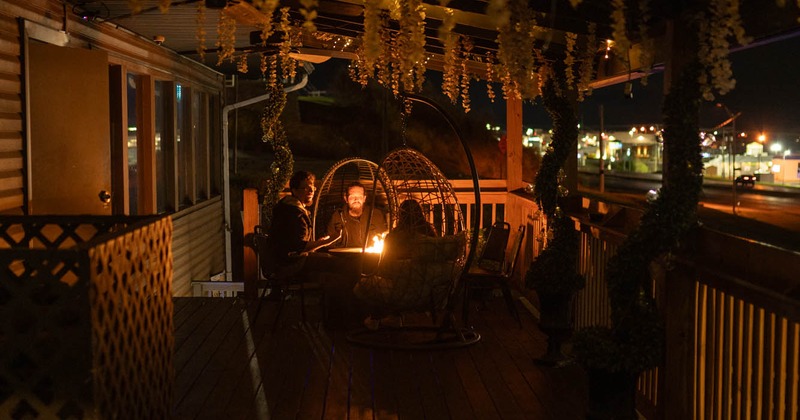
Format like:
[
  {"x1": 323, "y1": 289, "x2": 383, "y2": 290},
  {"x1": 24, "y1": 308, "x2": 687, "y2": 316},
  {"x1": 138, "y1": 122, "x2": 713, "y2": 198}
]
[
  {"x1": 572, "y1": 63, "x2": 704, "y2": 374},
  {"x1": 259, "y1": 84, "x2": 294, "y2": 228},
  {"x1": 525, "y1": 74, "x2": 585, "y2": 297}
]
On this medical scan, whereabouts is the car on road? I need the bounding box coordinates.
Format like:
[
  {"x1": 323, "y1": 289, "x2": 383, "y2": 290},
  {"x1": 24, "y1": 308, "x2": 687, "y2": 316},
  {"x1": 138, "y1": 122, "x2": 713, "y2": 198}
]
[{"x1": 735, "y1": 174, "x2": 756, "y2": 188}]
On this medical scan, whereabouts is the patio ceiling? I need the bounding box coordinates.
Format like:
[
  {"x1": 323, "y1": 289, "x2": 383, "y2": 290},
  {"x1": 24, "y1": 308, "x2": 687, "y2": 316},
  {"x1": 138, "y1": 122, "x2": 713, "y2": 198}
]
[{"x1": 71, "y1": 0, "x2": 800, "y2": 84}]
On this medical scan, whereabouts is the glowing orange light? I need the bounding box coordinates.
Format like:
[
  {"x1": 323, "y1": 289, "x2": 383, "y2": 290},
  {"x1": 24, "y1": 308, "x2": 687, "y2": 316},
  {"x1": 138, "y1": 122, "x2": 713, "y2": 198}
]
[{"x1": 364, "y1": 233, "x2": 386, "y2": 253}]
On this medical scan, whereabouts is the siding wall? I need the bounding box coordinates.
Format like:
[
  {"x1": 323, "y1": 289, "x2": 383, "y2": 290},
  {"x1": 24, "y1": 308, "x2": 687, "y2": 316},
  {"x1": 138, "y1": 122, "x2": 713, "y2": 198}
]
[
  {"x1": 0, "y1": 1, "x2": 227, "y2": 294},
  {"x1": 0, "y1": 11, "x2": 23, "y2": 213},
  {"x1": 172, "y1": 197, "x2": 225, "y2": 297}
]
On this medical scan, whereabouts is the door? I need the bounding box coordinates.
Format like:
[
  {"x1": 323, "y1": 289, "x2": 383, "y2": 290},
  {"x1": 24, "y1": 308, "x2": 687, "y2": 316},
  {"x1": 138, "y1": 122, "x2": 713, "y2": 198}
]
[{"x1": 28, "y1": 41, "x2": 111, "y2": 214}]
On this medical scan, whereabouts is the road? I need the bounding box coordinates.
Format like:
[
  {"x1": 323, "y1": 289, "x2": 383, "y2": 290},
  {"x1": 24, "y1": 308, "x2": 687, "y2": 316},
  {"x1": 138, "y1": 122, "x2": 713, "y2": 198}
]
[{"x1": 578, "y1": 172, "x2": 800, "y2": 251}]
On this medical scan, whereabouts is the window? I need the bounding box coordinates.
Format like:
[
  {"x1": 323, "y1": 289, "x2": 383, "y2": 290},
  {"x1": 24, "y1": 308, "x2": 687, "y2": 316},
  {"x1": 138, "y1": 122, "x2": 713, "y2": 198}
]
[
  {"x1": 118, "y1": 80, "x2": 220, "y2": 213},
  {"x1": 177, "y1": 83, "x2": 193, "y2": 209},
  {"x1": 154, "y1": 80, "x2": 175, "y2": 213},
  {"x1": 127, "y1": 73, "x2": 139, "y2": 215},
  {"x1": 193, "y1": 91, "x2": 209, "y2": 200}
]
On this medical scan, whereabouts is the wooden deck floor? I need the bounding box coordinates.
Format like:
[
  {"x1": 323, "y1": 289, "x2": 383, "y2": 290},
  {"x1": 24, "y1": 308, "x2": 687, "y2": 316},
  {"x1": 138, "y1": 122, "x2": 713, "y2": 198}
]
[{"x1": 172, "y1": 294, "x2": 588, "y2": 419}]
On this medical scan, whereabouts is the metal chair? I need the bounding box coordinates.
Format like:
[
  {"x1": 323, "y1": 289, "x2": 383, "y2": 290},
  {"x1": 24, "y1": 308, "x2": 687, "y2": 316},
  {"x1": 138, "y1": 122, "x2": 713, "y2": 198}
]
[
  {"x1": 462, "y1": 225, "x2": 526, "y2": 327},
  {"x1": 476, "y1": 221, "x2": 511, "y2": 272},
  {"x1": 252, "y1": 225, "x2": 324, "y2": 328}
]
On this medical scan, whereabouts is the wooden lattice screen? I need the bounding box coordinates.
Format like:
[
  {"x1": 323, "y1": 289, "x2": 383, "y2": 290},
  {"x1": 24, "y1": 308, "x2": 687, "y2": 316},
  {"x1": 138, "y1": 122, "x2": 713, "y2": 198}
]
[{"x1": 0, "y1": 215, "x2": 173, "y2": 419}]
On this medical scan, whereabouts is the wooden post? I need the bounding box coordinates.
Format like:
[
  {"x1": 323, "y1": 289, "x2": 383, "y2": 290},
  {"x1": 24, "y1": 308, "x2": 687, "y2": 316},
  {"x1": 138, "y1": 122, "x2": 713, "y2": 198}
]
[
  {"x1": 506, "y1": 96, "x2": 524, "y2": 191},
  {"x1": 242, "y1": 188, "x2": 259, "y2": 298},
  {"x1": 663, "y1": 258, "x2": 696, "y2": 419}
]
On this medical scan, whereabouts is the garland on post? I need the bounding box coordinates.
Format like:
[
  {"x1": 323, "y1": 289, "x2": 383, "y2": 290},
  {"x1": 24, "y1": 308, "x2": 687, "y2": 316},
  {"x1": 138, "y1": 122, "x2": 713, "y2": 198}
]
[
  {"x1": 525, "y1": 74, "x2": 585, "y2": 297},
  {"x1": 572, "y1": 63, "x2": 704, "y2": 373},
  {"x1": 259, "y1": 84, "x2": 294, "y2": 228}
]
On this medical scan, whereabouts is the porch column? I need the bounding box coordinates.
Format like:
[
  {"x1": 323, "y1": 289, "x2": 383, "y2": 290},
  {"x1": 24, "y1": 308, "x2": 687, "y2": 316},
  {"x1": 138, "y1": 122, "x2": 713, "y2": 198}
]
[
  {"x1": 506, "y1": 96, "x2": 524, "y2": 191},
  {"x1": 137, "y1": 74, "x2": 157, "y2": 214},
  {"x1": 243, "y1": 188, "x2": 259, "y2": 298}
]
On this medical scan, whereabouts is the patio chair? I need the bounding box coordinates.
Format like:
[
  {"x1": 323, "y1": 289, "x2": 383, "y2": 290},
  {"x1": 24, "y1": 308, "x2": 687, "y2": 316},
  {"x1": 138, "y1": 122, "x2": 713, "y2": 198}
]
[
  {"x1": 252, "y1": 225, "x2": 324, "y2": 328},
  {"x1": 477, "y1": 221, "x2": 511, "y2": 272},
  {"x1": 461, "y1": 224, "x2": 526, "y2": 328}
]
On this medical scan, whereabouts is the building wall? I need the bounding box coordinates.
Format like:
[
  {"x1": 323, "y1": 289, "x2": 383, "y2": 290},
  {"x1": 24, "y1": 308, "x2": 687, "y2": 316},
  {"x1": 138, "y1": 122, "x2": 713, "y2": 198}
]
[
  {"x1": 0, "y1": 9, "x2": 24, "y2": 212},
  {"x1": 0, "y1": 0, "x2": 227, "y2": 293}
]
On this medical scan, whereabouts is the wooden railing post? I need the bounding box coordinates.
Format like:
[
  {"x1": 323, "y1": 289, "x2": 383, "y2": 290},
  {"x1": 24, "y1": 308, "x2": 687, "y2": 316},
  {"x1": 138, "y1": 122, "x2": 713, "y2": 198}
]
[
  {"x1": 243, "y1": 188, "x2": 259, "y2": 299},
  {"x1": 663, "y1": 260, "x2": 696, "y2": 419}
]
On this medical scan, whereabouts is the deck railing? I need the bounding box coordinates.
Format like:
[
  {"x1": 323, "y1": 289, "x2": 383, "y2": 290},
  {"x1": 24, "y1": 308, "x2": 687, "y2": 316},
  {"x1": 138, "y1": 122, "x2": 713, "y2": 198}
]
[{"x1": 520, "y1": 193, "x2": 800, "y2": 419}]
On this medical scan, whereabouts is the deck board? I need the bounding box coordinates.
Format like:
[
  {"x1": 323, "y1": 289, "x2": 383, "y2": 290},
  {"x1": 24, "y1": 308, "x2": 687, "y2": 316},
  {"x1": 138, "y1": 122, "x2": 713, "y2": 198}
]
[{"x1": 173, "y1": 294, "x2": 588, "y2": 419}]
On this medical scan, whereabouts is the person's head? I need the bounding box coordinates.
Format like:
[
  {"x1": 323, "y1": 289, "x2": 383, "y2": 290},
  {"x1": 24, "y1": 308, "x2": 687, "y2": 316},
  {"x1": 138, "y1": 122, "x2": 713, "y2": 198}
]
[
  {"x1": 344, "y1": 182, "x2": 366, "y2": 216},
  {"x1": 289, "y1": 171, "x2": 316, "y2": 206},
  {"x1": 397, "y1": 199, "x2": 428, "y2": 233}
]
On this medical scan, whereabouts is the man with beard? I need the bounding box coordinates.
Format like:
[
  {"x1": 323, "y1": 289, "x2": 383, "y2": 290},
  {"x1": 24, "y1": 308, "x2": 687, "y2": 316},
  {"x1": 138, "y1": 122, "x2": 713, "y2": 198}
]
[{"x1": 325, "y1": 182, "x2": 388, "y2": 249}]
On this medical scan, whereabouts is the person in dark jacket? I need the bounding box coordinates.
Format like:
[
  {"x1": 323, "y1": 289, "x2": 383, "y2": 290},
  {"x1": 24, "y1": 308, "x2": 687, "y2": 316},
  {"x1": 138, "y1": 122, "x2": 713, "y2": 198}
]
[{"x1": 269, "y1": 170, "x2": 340, "y2": 276}]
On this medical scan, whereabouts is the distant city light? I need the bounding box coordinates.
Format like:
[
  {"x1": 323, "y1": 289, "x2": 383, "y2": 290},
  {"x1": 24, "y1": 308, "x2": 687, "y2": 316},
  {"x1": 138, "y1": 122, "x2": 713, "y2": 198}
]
[
  {"x1": 758, "y1": 133, "x2": 766, "y2": 142},
  {"x1": 771, "y1": 143, "x2": 783, "y2": 153}
]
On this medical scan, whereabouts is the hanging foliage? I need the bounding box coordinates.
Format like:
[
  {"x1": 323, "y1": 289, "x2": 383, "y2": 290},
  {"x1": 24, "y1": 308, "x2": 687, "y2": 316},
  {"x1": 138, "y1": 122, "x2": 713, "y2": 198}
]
[
  {"x1": 494, "y1": 0, "x2": 541, "y2": 100},
  {"x1": 576, "y1": 23, "x2": 597, "y2": 100},
  {"x1": 440, "y1": 8, "x2": 460, "y2": 103},
  {"x1": 195, "y1": 1, "x2": 206, "y2": 61},
  {"x1": 254, "y1": 0, "x2": 279, "y2": 44},
  {"x1": 698, "y1": 0, "x2": 750, "y2": 100},
  {"x1": 572, "y1": 63, "x2": 704, "y2": 374},
  {"x1": 215, "y1": 8, "x2": 237, "y2": 65},
  {"x1": 299, "y1": 0, "x2": 318, "y2": 33},
  {"x1": 278, "y1": 7, "x2": 298, "y2": 81}
]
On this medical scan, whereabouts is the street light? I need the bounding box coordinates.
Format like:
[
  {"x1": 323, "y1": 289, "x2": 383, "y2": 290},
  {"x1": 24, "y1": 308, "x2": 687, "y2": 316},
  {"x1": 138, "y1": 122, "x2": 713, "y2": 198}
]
[
  {"x1": 716, "y1": 103, "x2": 741, "y2": 215},
  {"x1": 757, "y1": 133, "x2": 766, "y2": 174}
]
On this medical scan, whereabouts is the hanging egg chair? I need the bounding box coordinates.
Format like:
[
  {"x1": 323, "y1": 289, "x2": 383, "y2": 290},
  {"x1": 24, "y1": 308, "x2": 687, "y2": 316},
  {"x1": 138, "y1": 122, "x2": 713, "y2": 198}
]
[
  {"x1": 312, "y1": 95, "x2": 482, "y2": 349},
  {"x1": 347, "y1": 145, "x2": 481, "y2": 349},
  {"x1": 351, "y1": 147, "x2": 468, "y2": 313}
]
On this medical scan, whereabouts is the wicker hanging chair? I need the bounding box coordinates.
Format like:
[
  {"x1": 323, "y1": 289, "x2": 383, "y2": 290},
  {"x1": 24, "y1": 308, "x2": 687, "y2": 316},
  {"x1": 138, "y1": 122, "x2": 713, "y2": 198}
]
[
  {"x1": 351, "y1": 148, "x2": 468, "y2": 312},
  {"x1": 346, "y1": 147, "x2": 479, "y2": 349}
]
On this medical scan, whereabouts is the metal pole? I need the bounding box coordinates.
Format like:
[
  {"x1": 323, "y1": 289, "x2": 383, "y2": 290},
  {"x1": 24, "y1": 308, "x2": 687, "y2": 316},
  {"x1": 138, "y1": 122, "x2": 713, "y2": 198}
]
[
  {"x1": 731, "y1": 118, "x2": 737, "y2": 215},
  {"x1": 598, "y1": 105, "x2": 605, "y2": 193}
]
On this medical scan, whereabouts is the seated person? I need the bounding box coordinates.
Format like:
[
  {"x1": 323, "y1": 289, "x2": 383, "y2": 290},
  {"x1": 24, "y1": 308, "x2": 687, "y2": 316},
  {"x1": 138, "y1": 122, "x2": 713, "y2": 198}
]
[
  {"x1": 325, "y1": 182, "x2": 388, "y2": 249},
  {"x1": 353, "y1": 199, "x2": 464, "y2": 328},
  {"x1": 381, "y1": 198, "x2": 436, "y2": 258},
  {"x1": 269, "y1": 170, "x2": 340, "y2": 278}
]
